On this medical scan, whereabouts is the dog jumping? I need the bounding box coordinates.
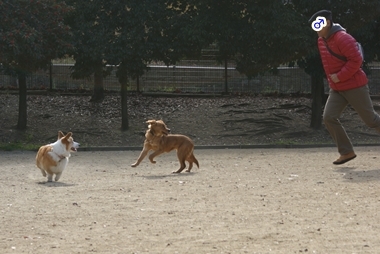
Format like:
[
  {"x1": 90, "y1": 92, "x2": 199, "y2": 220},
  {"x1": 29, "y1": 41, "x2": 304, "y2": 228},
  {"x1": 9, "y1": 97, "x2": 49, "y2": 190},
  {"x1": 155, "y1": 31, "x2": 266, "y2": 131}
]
[{"x1": 131, "y1": 120, "x2": 199, "y2": 173}]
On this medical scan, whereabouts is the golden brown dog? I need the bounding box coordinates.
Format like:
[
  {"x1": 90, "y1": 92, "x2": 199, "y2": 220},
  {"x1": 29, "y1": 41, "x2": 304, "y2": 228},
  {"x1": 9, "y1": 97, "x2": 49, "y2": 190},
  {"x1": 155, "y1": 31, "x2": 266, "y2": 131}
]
[{"x1": 131, "y1": 120, "x2": 199, "y2": 173}]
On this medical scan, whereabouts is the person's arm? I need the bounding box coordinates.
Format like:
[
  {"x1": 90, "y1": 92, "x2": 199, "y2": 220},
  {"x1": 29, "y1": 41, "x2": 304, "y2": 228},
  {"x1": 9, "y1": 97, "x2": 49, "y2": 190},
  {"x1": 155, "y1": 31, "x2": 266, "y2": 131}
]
[{"x1": 335, "y1": 32, "x2": 363, "y2": 82}]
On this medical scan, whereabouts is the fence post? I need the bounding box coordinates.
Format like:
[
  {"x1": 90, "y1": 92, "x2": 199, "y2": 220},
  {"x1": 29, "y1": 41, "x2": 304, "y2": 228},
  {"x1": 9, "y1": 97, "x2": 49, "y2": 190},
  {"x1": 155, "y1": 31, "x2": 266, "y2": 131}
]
[
  {"x1": 224, "y1": 59, "x2": 228, "y2": 94},
  {"x1": 137, "y1": 76, "x2": 140, "y2": 93},
  {"x1": 49, "y1": 61, "x2": 53, "y2": 91}
]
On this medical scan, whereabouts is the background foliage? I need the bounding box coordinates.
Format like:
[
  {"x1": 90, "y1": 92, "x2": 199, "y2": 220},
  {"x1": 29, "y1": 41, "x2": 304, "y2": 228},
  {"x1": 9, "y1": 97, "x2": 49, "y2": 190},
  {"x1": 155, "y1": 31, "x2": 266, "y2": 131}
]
[{"x1": 0, "y1": 0, "x2": 379, "y2": 130}]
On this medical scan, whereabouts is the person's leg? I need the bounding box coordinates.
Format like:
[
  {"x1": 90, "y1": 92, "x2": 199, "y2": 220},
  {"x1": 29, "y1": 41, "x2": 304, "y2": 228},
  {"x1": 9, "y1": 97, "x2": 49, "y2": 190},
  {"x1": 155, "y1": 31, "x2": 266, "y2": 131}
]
[
  {"x1": 323, "y1": 89, "x2": 355, "y2": 156},
  {"x1": 341, "y1": 85, "x2": 380, "y2": 133}
]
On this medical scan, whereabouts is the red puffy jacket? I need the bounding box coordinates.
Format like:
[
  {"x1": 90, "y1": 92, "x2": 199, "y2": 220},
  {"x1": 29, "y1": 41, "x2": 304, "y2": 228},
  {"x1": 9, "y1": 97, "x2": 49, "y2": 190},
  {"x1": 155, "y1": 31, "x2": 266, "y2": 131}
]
[{"x1": 318, "y1": 24, "x2": 367, "y2": 91}]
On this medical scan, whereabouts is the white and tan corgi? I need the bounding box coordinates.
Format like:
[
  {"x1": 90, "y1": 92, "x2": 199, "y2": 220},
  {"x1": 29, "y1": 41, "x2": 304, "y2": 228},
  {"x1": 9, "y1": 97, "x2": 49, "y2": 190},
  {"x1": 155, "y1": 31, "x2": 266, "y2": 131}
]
[{"x1": 36, "y1": 131, "x2": 80, "y2": 182}]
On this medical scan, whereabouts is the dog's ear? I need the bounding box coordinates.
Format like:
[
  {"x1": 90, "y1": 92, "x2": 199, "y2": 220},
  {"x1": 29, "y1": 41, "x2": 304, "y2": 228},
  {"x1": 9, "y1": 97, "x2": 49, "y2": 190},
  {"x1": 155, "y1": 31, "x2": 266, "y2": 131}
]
[
  {"x1": 146, "y1": 120, "x2": 156, "y2": 125},
  {"x1": 64, "y1": 132, "x2": 73, "y2": 139},
  {"x1": 58, "y1": 131, "x2": 65, "y2": 139}
]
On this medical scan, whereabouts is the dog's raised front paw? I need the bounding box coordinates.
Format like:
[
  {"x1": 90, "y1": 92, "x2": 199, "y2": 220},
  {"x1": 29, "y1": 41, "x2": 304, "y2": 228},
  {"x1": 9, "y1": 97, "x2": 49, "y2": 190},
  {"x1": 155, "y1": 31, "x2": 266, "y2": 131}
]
[{"x1": 131, "y1": 163, "x2": 138, "y2": 167}]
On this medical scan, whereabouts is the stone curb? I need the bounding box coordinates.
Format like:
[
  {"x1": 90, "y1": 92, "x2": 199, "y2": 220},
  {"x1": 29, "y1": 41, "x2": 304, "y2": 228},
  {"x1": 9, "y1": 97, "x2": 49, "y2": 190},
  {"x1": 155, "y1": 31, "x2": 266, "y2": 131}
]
[{"x1": 78, "y1": 143, "x2": 380, "y2": 152}]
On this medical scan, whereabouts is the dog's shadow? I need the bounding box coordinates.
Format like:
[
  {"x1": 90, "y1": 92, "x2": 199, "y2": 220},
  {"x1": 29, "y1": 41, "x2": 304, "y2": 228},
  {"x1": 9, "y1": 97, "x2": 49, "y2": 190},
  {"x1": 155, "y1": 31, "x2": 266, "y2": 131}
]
[
  {"x1": 140, "y1": 172, "x2": 196, "y2": 180},
  {"x1": 37, "y1": 181, "x2": 76, "y2": 187},
  {"x1": 335, "y1": 167, "x2": 380, "y2": 182}
]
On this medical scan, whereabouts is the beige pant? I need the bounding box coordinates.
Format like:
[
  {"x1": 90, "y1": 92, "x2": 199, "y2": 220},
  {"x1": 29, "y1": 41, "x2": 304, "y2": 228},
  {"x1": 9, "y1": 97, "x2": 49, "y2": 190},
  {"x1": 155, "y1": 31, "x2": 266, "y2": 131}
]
[{"x1": 323, "y1": 85, "x2": 380, "y2": 155}]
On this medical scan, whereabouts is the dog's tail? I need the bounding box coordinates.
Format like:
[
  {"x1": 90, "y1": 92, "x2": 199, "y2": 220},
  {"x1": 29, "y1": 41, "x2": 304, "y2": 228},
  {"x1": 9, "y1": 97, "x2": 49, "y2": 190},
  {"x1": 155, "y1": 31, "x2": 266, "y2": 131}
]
[{"x1": 190, "y1": 153, "x2": 199, "y2": 168}]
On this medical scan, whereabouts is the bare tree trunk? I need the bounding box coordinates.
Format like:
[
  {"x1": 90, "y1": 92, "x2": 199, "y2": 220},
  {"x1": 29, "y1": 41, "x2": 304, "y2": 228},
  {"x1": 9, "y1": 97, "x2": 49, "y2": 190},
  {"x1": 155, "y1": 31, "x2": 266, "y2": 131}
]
[
  {"x1": 49, "y1": 61, "x2": 53, "y2": 91},
  {"x1": 224, "y1": 58, "x2": 228, "y2": 94},
  {"x1": 310, "y1": 73, "x2": 325, "y2": 130},
  {"x1": 136, "y1": 76, "x2": 140, "y2": 93},
  {"x1": 121, "y1": 81, "x2": 129, "y2": 131},
  {"x1": 90, "y1": 64, "x2": 105, "y2": 102},
  {"x1": 17, "y1": 73, "x2": 27, "y2": 130}
]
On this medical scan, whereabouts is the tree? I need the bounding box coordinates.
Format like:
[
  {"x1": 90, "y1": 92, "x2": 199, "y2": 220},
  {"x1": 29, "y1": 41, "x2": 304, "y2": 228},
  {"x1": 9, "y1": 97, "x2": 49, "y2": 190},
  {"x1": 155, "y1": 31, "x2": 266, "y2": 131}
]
[
  {"x1": 184, "y1": 0, "x2": 310, "y2": 84},
  {"x1": 0, "y1": 0, "x2": 72, "y2": 130},
  {"x1": 292, "y1": 0, "x2": 380, "y2": 129},
  {"x1": 234, "y1": 1, "x2": 311, "y2": 78},
  {"x1": 183, "y1": 0, "x2": 249, "y2": 93},
  {"x1": 106, "y1": 0, "x2": 207, "y2": 130},
  {"x1": 62, "y1": 0, "x2": 206, "y2": 130},
  {"x1": 297, "y1": 53, "x2": 326, "y2": 129},
  {"x1": 64, "y1": 0, "x2": 116, "y2": 102}
]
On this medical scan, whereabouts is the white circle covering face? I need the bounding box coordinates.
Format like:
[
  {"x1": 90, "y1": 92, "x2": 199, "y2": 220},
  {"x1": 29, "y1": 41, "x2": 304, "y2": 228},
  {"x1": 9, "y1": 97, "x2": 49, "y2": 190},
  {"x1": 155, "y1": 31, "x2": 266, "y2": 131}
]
[{"x1": 311, "y1": 16, "x2": 327, "y2": 32}]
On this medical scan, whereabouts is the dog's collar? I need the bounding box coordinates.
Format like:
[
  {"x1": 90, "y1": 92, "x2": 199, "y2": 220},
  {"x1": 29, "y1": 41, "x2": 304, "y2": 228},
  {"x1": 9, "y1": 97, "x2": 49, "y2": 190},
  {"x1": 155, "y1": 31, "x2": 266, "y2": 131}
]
[
  {"x1": 54, "y1": 152, "x2": 66, "y2": 162},
  {"x1": 149, "y1": 129, "x2": 156, "y2": 136}
]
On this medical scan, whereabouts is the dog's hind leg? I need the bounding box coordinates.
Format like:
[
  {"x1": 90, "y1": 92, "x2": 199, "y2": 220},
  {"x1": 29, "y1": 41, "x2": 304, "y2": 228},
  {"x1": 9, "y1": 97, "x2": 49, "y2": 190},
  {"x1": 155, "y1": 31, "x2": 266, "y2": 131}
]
[
  {"x1": 185, "y1": 153, "x2": 199, "y2": 172},
  {"x1": 173, "y1": 153, "x2": 187, "y2": 173},
  {"x1": 185, "y1": 161, "x2": 193, "y2": 172},
  {"x1": 191, "y1": 153, "x2": 199, "y2": 168},
  {"x1": 173, "y1": 162, "x2": 186, "y2": 173}
]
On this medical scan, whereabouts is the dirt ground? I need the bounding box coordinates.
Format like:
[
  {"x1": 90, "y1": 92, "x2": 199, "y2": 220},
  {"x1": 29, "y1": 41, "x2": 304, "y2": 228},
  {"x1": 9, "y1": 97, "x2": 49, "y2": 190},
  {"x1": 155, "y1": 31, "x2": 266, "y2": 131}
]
[
  {"x1": 2, "y1": 146, "x2": 380, "y2": 253},
  {"x1": 2, "y1": 93, "x2": 380, "y2": 148}
]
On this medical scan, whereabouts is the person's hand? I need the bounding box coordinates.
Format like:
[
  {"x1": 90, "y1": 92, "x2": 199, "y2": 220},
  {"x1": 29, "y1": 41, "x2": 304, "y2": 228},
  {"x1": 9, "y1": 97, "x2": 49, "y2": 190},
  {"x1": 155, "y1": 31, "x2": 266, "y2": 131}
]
[{"x1": 329, "y1": 73, "x2": 340, "y2": 83}]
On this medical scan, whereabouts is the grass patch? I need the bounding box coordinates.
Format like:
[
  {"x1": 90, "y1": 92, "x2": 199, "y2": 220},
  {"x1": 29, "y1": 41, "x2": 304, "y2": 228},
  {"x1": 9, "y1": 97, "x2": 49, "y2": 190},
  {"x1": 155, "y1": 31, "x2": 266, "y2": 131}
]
[
  {"x1": 269, "y1": 139, "x2": 334, "y2": 146},
  {"x1": 0, "y1": 143, "x2": 39, "y2": 151}
]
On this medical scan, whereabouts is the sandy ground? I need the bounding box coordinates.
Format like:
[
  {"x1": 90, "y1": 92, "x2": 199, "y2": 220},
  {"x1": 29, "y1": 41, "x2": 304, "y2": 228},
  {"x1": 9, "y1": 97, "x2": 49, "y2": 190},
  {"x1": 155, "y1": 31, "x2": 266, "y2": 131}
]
[{"x1": 1, "y1": 146, "x2": 380, "y2": 254}]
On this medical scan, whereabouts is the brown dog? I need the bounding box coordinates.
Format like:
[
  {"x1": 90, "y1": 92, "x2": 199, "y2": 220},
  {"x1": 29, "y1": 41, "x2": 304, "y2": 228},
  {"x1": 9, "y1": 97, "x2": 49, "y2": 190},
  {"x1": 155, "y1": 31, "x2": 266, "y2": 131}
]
[{"x1": 131, "y1": 120, "x2": 199, "y2": 173}]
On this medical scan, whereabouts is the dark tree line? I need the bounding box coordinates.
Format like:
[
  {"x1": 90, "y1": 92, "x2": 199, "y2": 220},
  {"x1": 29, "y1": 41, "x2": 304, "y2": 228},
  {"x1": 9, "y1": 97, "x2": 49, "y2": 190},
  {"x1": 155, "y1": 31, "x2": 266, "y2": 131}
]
[
  {"x1": 1, "y1": 0, "x2": 379, "y2": 131},
  {"x1": 0, "y1": 0, "x2": 72, "y2": 129}
]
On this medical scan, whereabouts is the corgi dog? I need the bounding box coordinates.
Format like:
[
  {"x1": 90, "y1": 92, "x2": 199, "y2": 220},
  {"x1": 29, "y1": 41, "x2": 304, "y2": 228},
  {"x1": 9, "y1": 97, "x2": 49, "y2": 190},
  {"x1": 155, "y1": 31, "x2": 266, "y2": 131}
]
[{"x1": 36, "y1": 131, "x2": 80, "y2": 182}]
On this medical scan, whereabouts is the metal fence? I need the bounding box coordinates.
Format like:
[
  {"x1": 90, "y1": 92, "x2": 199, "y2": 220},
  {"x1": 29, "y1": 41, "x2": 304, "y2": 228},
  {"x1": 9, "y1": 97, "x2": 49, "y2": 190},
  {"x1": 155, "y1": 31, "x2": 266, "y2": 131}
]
[{"x1": 1, "y1": 61, "x2": 380, "y2": 94}]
